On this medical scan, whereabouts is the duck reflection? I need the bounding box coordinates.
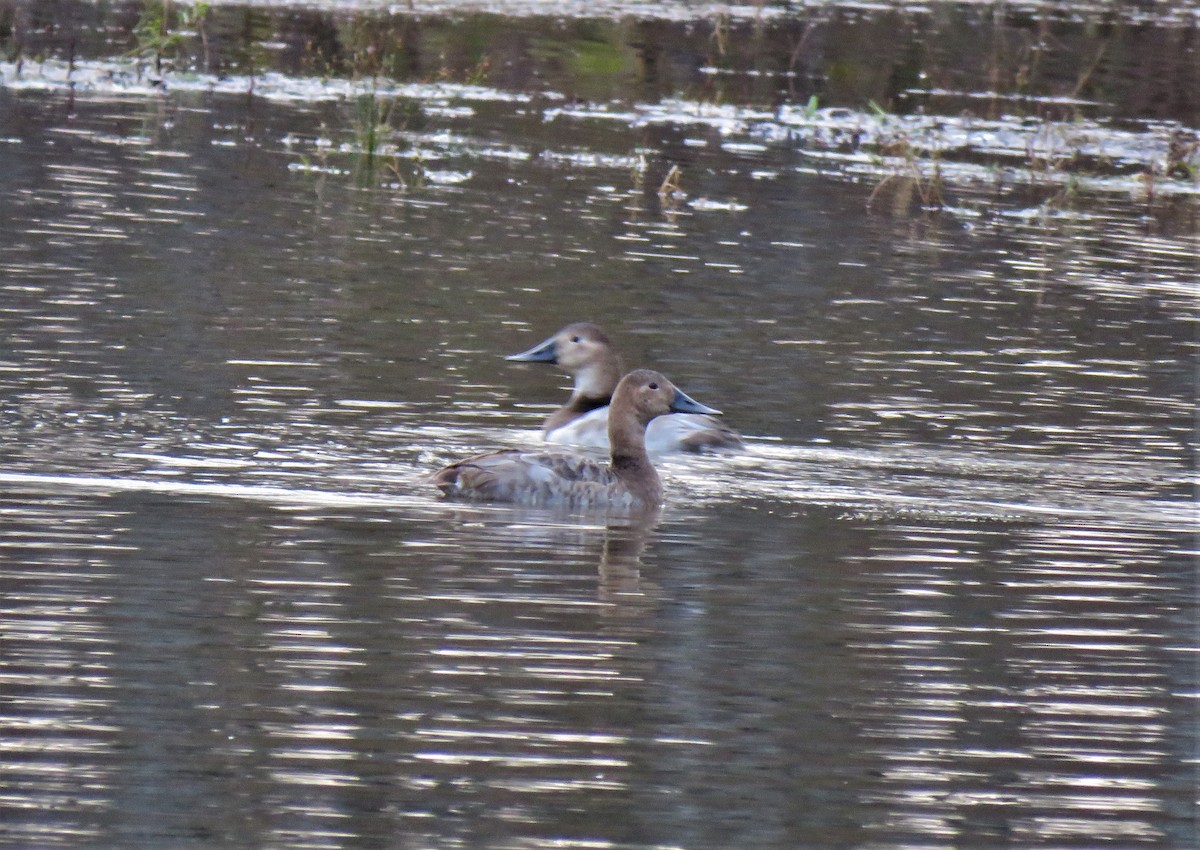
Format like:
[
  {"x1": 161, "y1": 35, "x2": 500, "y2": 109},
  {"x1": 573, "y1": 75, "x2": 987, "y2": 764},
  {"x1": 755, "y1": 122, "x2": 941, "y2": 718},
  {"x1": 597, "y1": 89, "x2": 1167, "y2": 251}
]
[
  {"x1": 595, "y1": 511, "x2": 659, "y2": 615},
  {"x1": 432, "y1": 501, "x2": 663, "y2": 621}
]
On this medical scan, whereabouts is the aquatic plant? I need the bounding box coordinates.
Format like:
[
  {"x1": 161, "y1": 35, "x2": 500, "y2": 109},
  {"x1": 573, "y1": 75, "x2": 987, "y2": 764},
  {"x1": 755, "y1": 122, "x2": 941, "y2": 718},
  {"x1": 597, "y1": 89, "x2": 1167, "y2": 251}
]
[
  {"x1": 1023, "y1": 120, "x2": 1081, "y2": 209},
  {"x1": 865, "y1": 100, "x2": 944, "y2": 213},
  {"x1": 130, "y1": 0, "x2": 210, "y2": 76},
  {"x1": 345, "y1": 80, "x2": 431, "y2": 190},
  {"x1": 462, "y1": 57, "x2": 492, "y2": 87},
  {"x1": 354, "y1": 85, "x2": 391, "y2": 167},
  {"x1": 350, "y1": 84, "x2": 397, "y2": 185},
  {"x1": 1162, "y1": 130, "x2": 1199, "y2": 181},
  {"x1": 328, "y1": 16, "x2": 427, "y2": 188},
  {"x1": 1138, "y1": 130, "x2": 1200, "y2": 210},
  {"x1": 658, "y1": 163, "x2": 685, "y2": 209}
]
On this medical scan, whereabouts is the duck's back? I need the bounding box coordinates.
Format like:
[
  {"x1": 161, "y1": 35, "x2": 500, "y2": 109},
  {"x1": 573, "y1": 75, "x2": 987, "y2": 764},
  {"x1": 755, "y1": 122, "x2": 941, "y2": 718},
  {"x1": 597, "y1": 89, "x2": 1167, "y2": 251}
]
[
  {"x1": 546, "y1": 408, "x2": 742, "y2": 454},
  {"x1": 432, "y1": 448, "x2": 638, "y2": 508}
]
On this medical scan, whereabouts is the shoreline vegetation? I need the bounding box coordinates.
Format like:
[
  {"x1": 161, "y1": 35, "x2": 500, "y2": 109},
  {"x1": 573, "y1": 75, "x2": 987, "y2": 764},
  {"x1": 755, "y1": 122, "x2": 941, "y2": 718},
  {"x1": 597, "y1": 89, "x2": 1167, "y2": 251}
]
[{"x1": 1, "y1": 0, "x2": 1196, "y2": 209}]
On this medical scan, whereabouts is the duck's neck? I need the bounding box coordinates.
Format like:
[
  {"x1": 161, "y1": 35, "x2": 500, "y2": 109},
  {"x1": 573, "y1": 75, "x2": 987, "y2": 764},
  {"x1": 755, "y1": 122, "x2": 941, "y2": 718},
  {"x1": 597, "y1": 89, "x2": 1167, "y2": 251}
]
[
  {"x1": 574, "y1": 357, "x2": 621, "y2": 401},
  {"x1": 609, "y1": 417, "x2": 662, "y2": 507},
  {"x1": 543, "y1": 358, "x2": 622, "y2": 432}
]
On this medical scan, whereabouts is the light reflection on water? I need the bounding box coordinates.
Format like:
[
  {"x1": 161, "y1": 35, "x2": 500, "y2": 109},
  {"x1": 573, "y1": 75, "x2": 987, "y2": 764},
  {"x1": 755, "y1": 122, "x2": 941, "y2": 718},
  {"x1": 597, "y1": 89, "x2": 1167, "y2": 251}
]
[
  {"x1": 851, "y1": 526, "x2": 1191, "y2": 847},
  {"x1": 0, "y1": 472, "x2": 1194, "y2": 847},
  {"x1": 0, "y1": 35, "x2": 1196, "y2": 850}
]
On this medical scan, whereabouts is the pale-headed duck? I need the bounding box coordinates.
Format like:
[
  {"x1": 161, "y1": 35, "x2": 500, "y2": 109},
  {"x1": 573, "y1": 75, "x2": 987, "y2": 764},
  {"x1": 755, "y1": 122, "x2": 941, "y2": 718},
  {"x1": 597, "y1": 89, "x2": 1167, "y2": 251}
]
[
  {"x1": 506, "y1": 322, "x2": 742, "y2": 453},
  {"x1": 432, "y1": 369, "x2": 719, "y2": 510}
]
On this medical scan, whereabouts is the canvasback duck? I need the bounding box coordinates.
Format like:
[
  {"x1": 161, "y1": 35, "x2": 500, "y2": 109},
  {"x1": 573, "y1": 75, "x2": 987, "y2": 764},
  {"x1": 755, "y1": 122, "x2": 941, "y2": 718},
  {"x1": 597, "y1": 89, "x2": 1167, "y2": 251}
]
[
  {"x1": 506, "y1": 322, "x2": 742, "y2": 453},
  {"x1": 432, "y1": 369, "x2": 719, "y2": 510}
]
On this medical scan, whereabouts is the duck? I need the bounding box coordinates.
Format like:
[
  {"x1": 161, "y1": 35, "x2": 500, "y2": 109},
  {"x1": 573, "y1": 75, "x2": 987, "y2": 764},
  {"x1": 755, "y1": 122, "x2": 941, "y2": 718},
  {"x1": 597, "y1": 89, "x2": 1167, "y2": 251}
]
[
  {"x1": 432, "y1": 369, "x2": 719, "y2": 510},
  {"x1": 505, "y1": 322, "x2": 742, "y2": 453}
]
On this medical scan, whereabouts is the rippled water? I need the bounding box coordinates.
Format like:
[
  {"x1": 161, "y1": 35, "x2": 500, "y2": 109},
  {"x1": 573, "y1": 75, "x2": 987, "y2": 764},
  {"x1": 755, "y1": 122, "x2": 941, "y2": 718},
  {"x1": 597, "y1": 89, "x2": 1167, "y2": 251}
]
[{"x1": 0, "y1": 2, "x2": 1197, "y2": 848}]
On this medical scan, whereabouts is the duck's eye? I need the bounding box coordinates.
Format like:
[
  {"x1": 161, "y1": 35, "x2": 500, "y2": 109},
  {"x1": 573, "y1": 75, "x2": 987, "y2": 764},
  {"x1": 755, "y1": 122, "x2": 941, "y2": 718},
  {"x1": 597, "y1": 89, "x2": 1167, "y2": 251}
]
[
  {"x1": 570, "y1": 336, "x2": 581, "y2": 343},
  {"x1": 648, "y1": 382, "x2": 659, "y2": 390}
]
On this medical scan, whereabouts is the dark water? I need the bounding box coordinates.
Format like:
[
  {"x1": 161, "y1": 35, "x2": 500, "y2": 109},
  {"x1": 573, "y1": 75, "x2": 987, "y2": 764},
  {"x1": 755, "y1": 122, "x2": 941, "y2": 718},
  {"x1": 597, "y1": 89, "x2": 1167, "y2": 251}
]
[{"x1": 0, "y1": 2, "x2": 1197, "y2": 849}]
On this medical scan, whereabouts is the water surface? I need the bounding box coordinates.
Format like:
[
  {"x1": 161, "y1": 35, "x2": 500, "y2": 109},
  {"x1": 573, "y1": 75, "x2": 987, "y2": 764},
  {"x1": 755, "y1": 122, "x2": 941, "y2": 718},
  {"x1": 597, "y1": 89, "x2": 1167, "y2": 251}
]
[{"x1": 0, "y1": 2, "x2": 1196, "y2": 848}]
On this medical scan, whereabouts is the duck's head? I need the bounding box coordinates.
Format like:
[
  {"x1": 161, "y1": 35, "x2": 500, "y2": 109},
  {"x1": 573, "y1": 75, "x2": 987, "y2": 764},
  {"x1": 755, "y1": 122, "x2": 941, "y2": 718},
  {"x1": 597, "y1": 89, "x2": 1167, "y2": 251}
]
[
  {"x1": 506, "y1": 322, "x2": 612, "y2": 374},
  {"x1": 614, "y1": 368, "x2": 721, "y2": 425}
]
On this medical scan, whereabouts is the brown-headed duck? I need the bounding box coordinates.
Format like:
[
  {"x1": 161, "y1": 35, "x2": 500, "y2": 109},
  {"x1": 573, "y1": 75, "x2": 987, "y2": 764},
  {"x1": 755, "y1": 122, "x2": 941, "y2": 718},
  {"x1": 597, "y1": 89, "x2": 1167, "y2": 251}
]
[
  {"x1": 505, "y1": 322, "x2": 742, "y2": 454},
  {"x1": 432, "y1": 369, "x2": 719, "y2": 510}
]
